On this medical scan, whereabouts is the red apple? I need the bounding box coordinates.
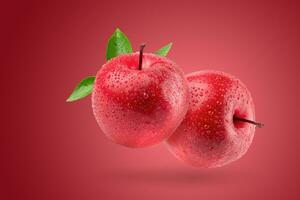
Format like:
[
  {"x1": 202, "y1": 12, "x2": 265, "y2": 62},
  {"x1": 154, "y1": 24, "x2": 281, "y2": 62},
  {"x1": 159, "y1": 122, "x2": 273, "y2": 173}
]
[
  {"x1": 92, "y1": 46, "x2": 189, "y2": 147},
  {"x1": 166, "y1": 70, "x2": 263, "y2": 168}
]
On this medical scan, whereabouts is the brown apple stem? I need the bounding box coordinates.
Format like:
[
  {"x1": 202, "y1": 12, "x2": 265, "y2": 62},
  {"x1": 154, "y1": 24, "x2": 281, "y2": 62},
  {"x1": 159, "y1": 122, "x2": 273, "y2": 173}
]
[
  {"x1": 233, "y1": 116, "x2": 264, "y2": 128},
  {"x1": 138, "y1": 43, "x2": 146, "y2": 70}
]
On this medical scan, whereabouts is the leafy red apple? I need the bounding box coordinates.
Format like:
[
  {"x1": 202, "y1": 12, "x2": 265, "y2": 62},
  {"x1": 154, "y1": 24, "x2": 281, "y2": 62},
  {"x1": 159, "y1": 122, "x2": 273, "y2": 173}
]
[
  {"x1": 92, "y1": 40, "x2": 189, "y2": 147},
  {"x1": 166, "y1": 70, "x2": 263, "y2": 168}
]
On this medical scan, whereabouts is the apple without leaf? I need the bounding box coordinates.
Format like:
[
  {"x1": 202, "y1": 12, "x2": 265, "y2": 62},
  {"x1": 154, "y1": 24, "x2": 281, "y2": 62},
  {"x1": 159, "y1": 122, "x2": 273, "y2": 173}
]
[
  {"x1": 92, "y1": 45, "x2": 189, "y2": 147},
  {"x1": 166, "y1": 70, "x2": 263, "y2": 168}
]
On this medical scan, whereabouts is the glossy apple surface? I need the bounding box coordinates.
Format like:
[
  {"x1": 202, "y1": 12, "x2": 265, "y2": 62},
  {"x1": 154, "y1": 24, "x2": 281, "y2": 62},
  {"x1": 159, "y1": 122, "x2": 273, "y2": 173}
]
[
  {"x1": 166, "y1": 70, "x2": 256, "y2": 168},
  {"x1": 92, "y1": 53, "x2": 189, "y2": 147}
]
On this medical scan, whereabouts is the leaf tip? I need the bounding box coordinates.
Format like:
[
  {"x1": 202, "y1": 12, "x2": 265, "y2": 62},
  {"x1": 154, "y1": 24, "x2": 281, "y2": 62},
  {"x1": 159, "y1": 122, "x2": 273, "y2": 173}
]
[
  {"x1": 165, "y1": 42, "x2": 173, "y2": 50},
  {"x1": 114, "y1": 27, "x2": 122, "y2": 35},
  {"x1": 155, "y1": 42, "x2": 174, "y2": 56},
  {"x1": 66, "y1": 96, "x2": 75, "y2": 102},
  {"x1": 66, "y1": 76, "x2": 95, "y2": 103},
  {"x1": 66, "y1": 98, "x2": 72, "y2": 102}
]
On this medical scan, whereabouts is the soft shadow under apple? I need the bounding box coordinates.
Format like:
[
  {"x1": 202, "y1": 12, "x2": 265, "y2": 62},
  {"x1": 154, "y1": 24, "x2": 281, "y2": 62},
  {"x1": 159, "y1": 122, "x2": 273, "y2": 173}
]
[{"x1": 105, "y1": 168, "x2": 240, "y2": 185}]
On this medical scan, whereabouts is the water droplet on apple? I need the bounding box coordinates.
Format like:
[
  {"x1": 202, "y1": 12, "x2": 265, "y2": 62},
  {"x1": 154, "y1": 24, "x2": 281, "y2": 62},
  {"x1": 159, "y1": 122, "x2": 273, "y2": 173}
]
[{"x1": 143, "y1": 92, "x2": 149, "y2": 99}]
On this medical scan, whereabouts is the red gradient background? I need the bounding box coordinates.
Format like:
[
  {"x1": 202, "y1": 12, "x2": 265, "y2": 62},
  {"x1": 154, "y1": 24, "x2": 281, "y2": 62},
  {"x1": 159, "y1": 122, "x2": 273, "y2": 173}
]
[{"x1": 1, "y1": 1, "x2": 300, "y2": 200}]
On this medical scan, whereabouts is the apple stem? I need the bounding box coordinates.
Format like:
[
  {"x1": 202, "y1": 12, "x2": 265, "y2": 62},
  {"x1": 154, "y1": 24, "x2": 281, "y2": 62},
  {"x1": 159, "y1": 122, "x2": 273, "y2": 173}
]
[
  {"x1": 138, "y1": 43, "x2": 146, "y2": 70},
  {"x1": 233, "y1": 116, "x2": 264, "y2": 128}
]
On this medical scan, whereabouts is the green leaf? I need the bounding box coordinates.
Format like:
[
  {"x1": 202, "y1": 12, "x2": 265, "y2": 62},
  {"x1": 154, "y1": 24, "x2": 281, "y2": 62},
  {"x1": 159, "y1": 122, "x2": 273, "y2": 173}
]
[
  {"x1": 106, "y1": 28, "x2": 133, "y2": 60},
  {"x1": 155, "y1": 42, "x2": 173, "y2": 56},
  {"x1": 66, "y1": 77, "x2": 95, "y2": 102}
]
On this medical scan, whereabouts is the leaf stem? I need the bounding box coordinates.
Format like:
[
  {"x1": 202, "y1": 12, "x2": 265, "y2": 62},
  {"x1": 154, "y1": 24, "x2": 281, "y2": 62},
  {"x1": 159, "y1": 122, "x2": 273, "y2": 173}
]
[
  {"x1": 233, "y1": 116, "x2": 264, "y2": 128},
  {"x1": 138, "y1": 43, "x2": 146, "y2": 70}
]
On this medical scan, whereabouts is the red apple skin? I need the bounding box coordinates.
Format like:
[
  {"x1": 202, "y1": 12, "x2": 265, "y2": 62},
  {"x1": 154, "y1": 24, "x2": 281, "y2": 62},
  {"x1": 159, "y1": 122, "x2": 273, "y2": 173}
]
[
  {"x1": 166, "y1": 70, "x2": 256, "y2": 168},
  {"x1": 92, "y1": 53, "x2": 189, "y2": 148}
]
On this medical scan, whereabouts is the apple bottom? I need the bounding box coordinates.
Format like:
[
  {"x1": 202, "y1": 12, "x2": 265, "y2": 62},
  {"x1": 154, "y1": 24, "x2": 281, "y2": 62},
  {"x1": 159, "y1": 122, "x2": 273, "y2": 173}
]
[
  {"x1": 93, "y1": 104, "x2": 181, "y2": 148},
  {"x1": 166, "y1": 124, "x2": 255, "y2": 168}
]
